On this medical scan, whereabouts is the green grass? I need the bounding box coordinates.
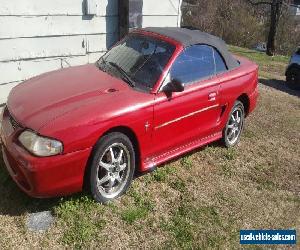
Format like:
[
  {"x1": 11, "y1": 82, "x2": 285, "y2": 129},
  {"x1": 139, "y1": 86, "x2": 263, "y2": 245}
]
[
  {"x1": 150, "y1": 164, "x2": 177, "y2": 182},
  {"x1": 54, "y1": 195, "x2": 106, "y2": 248},
  {"x1": 222, "y1": 148, "x2": 236, "y2": 161},
  {"x1": 180, "y1": 156, "x2": 193, "y2": 170},
  {"x1": 169, "y1": 178, "x2": 186, "y2": 193},
  {"x1": 161, "y1": 202, "x2": 226, "y2": 249},
  {"x1": 229, "y1": 45, "x2": 289, "y2": 65},
  {"x1": 229, "y1": 45, "x2": 289, "y2": 80},
  {"x1": 0, "y1": 46, "x2": 299, "y2": 249},
  {"x1": 120, "y1": 189, "x2": 154, "y2": 224},
  {"x1": 121, "y1": 206, "x2": 148, "y2": 224}
]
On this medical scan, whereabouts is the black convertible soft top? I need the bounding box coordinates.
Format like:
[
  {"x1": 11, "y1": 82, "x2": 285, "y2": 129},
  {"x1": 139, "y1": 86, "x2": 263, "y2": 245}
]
[{"x1": 143, "y1": 27, "x2": 240, "y2": 70}]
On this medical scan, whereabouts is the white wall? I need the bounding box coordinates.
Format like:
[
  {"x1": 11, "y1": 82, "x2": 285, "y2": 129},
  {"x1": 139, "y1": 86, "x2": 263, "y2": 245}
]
[{"x1": 0, "y1": 0, "x2": 181, "y2": 105}]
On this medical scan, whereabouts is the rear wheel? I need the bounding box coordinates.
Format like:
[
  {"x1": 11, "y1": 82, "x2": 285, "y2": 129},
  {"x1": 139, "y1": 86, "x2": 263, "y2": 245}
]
[
  {"x1": 286, "y1": 68, "x2": 300, "y2": 90},
  {"x1": 89, "y1": 132, "x2": 135, "y2": 203},
  {"x1": 222, "y1": 101, "x2": 245, "y2": 148}
]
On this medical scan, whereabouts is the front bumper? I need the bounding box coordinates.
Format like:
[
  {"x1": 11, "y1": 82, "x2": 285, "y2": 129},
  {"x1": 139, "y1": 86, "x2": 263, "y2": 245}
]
[{"x1": 0, "y1": 109, "x2": 92, "y2": 198}]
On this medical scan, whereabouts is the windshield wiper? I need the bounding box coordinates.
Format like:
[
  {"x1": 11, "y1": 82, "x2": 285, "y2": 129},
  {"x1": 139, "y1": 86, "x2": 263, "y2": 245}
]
[{"x1": 108, "y1": 62, "x2": 136, "y2": 88}]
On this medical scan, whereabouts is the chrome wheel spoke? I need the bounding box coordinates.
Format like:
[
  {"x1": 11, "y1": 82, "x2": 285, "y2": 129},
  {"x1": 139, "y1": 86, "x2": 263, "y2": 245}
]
[
  {"x1": 228, "y1": 124, "x2": 234, "y2": 129},
  {"x1": 119, "y1": 163, "x2": 127, "y2": 171},
  {"x1": 116, "y1": 174, "x2": 122, "y2": 183},
  {"x1": 235, "y1": 111, "x2": 239, "y2": 121},
  {"x1": 99, "y1": 161, "x2": 112, "y2": 171},
  {"x1": 110, "y1": 147, "x2": 116, "y2": 162},
  {"x1": 108, "y1": 178, "x2": 115, "y2": 190},
  {"x1": 231, "y1": 115, "x2": 236, "y2": 122},
  {"x1": 117, "y1": 149, "x2": 124, "y2": 163},
  {"x1": 98, "y1": 174, "x2": 110, "y2": 186},
  {"x1": 228, "y1": 129, "x2": 235, "y2": 139}
]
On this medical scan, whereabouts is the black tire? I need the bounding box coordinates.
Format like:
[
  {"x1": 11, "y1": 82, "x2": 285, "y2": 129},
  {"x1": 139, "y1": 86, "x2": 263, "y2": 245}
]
[
  {"x1": 89, "y1": 132, "x2": 135, "y2": 203},
  {"x1": 286, "y1": 68, "x2": 300, "y2": 90},
  {"x1": 222, "y1": 100, "x2": 245, "y2": 148}
]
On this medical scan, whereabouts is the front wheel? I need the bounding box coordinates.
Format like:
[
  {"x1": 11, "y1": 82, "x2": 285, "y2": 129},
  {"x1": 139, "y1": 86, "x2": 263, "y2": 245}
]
[
  {"x1": 222, "y1": 101, "x2": 245, "y2": 148},
  {"x1": 89, "y1": 132, "x2": 135, "y2": 203}
]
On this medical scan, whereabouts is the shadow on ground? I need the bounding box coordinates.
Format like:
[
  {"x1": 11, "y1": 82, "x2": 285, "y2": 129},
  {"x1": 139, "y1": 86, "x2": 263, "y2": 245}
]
[
  {"x1": 259, "y1": 78, "x2": 300, "y2": 98},
  {"x1": 0, "y1": 153, "x2": 64, "y2": 216}
]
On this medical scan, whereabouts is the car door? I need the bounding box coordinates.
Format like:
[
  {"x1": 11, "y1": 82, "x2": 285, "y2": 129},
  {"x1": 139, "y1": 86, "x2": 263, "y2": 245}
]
[{"x1": 151, "y1": 45, "x2": 225, "y2": 156}]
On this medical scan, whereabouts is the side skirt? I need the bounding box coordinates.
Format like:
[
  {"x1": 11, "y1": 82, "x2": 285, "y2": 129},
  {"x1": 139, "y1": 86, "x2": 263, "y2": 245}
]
[{"x1": 141, "y1": 131, "x2": 222, "y2": 172}]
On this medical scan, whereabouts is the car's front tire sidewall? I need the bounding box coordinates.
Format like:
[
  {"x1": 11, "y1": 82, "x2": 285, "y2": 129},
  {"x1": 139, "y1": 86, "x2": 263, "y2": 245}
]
[{"x1": 89, "y1": 132, "x2": 135, "y2": 203}]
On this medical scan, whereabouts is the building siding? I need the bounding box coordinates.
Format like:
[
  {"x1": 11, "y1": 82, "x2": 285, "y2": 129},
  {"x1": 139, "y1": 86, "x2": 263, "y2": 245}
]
[{"x1": 0, "y1": 0, "x2": 181, "y2": 104}]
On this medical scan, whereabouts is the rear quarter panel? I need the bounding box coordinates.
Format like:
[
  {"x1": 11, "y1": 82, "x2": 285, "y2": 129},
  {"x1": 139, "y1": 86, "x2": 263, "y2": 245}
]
[{"x1": 218, "y1": 56, "x2": 258, "y2": 129}]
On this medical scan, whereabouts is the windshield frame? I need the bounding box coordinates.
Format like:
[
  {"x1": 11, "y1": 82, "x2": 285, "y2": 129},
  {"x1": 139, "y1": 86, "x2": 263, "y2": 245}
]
[{"x1": 97, "y1": 30, "x2": 183, "y2": 94}]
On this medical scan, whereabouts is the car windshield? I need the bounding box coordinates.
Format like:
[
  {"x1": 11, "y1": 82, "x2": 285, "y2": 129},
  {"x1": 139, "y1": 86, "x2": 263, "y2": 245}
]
[{"x1": 97, "y1": 34, "x2": 176, "y2": 91}]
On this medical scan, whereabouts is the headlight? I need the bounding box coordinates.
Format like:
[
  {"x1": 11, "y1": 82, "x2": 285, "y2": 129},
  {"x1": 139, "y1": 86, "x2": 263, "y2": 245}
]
[{"x1": 18, "y1": 130, "x2": 63, "y2": 156}]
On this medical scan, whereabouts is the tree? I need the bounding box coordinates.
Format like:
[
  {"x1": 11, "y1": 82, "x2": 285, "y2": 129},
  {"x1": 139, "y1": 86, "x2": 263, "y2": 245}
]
[
  {"x1": 247, "y1": 0, "x2": 288, "y2": 56},
  {"x1": 182, "y1": 0, "x2": 298, "y2": 55},
  {"x1": 182, "y1": 0, "x2": 266, "y2": 48}
]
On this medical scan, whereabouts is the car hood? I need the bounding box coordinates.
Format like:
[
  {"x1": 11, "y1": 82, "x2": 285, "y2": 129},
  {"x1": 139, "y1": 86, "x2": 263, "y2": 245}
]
[{"x1": 7, "y1": 64, "x2": 132, "y2": 131}]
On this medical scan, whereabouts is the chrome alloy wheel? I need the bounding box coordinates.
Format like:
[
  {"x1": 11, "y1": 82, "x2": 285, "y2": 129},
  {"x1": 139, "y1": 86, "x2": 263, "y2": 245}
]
[
  {"x1": 226, "y1": 107, "x2": 244, "y2": 145},
  {"x1": 96, "y1": 143, "x2": 130, "y2": 199}
]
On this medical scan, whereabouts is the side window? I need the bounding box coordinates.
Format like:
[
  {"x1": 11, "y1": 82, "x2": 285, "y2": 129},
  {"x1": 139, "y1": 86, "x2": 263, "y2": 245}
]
[
  {"x1": 213, "y1": 49, "x2": 227, "y2": 74},
  {"x1": 170, "y1": 45, "x2": 215, "y2": 84}
]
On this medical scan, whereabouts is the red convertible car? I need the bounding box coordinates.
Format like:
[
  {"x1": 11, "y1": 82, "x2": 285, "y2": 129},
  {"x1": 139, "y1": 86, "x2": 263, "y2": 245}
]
[{"x1": 0, "y1": 27, "x2": 258, "y2": 203}]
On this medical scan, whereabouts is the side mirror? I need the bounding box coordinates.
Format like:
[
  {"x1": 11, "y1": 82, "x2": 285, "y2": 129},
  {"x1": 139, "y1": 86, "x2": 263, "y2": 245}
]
[{"x1": 162, "y1": 79, "x2": 184, "y2": 93}]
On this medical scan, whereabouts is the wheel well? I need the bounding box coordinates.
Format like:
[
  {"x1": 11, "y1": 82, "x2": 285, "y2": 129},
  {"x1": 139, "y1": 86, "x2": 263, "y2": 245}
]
[
  {"x1": 237, "y1": 94, "x2": 250, "y2": 116},
  {"x1": 103, "y1": 126, "x2": 141, "y2": 168}
]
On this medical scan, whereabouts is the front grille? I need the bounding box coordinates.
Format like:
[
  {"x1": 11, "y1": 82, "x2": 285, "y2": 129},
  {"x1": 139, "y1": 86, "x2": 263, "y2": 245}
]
[
  {"x1": 6, "y1": 108, "x2": 21, "y2": 130},
  {"x1": 9, "y1": 114, "x2": 19, "y2": 130}
]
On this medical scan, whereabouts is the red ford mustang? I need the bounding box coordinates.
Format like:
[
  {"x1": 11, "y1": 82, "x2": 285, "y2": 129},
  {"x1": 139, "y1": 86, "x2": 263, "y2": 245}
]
[{"x1": 0, "y1": 27, "x2": 258, "y2": 203}]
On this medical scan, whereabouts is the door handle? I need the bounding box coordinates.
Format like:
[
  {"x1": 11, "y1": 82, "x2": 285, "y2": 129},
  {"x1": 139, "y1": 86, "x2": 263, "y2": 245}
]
[{"x1": 208, "y1": 92, "x2": 217, "y2": 101}]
